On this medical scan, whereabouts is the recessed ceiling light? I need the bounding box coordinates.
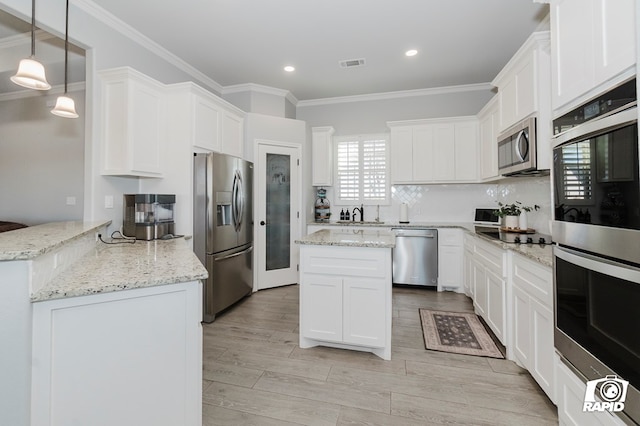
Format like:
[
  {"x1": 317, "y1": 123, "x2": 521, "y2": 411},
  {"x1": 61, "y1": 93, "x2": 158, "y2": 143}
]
[
  {"x1": 405, "y1": 49, "x2": 418, "y2": 57},
  {"x1": 284, "y1": 65, "x2": 295, "y2": 72}
]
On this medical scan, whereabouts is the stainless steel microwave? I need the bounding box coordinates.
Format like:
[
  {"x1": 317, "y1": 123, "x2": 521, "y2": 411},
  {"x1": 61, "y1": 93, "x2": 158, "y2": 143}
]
[{"x1": 498, "y1": 116, "x2": 547, "y2": 176}]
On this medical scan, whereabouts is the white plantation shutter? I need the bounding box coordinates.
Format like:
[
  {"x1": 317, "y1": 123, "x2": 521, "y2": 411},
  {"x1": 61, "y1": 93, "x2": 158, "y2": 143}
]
[
  {"x1": 560, "y1": 140, "x2": 592, "y2": 202},
  {"x1": 337, "y1": 140, "x2": 360, "y2": 201},
  {"x1": 335, "y1": 134, "x2": 389, "y2": 204}
]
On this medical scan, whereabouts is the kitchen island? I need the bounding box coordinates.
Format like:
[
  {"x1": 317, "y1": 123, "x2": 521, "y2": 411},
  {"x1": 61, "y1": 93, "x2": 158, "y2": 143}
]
[
  {"x1": 0, "y1": 221, "x2": 207, "y2": 426},
  {"x1": 295, "y1": 228, "x2": 395, "y2": 360}
]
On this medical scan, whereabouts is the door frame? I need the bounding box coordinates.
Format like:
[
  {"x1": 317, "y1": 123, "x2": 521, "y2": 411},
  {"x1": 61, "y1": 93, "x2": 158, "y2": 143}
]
[{"x1": 254, "y1": 139, "x2": 302, "y2": 292}]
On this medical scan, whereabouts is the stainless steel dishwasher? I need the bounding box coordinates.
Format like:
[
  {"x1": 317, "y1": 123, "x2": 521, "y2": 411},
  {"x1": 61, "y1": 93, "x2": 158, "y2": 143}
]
[{"x1": 392, "y1": 228, "x2": 438, "y2": 287}]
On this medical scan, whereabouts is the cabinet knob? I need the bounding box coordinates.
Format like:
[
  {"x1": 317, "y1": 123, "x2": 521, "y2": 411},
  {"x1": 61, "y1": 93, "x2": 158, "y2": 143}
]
[{"x1": 260, "y1": 221, "x2": 266, "y2": 226}]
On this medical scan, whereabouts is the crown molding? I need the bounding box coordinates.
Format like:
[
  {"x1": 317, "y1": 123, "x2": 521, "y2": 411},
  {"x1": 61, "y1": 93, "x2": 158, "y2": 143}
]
[
  {"x1": 73, "y1": 0, "x2": 223, "y2": 94},
  {"x1": 297, "y1": 83, "x2": 494, "y2": 107},
  {"x1": 222, "y1": 82, "x2": 299, "y2": 106},
  {"x1": 0, "y1": 29, "x2": 54, "y2": 49},
  {"x1": 0, "y1": 81, "x2": 85, "y2": 102}
]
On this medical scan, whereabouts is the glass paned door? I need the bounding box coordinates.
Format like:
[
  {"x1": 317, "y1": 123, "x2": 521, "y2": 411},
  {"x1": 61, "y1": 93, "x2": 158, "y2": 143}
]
[
  {"x1": 266, "y1": 153, "x2": 291, "y2": 271},
  {"x1": 256, "y1": 143, "x2": 300, "y2": 290}
]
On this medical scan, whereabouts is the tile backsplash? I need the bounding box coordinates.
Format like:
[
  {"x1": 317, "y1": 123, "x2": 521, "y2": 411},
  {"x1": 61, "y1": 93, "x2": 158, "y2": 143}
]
[{"x1": 327, "y1": 177, "x2": 553, "y2": 234}]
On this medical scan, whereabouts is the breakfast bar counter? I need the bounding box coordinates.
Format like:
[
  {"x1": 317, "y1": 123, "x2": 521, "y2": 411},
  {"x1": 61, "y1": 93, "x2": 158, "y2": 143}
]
[{"x1": 0, "y1": 221, "x2": 207, "y2": 426}]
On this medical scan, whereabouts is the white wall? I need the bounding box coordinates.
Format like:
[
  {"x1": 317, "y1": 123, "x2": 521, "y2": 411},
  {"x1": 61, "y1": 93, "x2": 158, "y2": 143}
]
[{"x1": 0, "y1": 90, "x2": 85, "y2": 225}]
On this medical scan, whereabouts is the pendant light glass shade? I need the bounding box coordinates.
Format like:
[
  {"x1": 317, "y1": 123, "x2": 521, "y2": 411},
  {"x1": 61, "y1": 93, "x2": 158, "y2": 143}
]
[
  {"x1": 11, "y1": 0, "x2": 51, "y2": 91},
  {"x1": 11, "y1": 58, "x2": 51, "y2": 90},
  {"x1": 51, "y1": 95, "x2": 78, "y2": 118},
  {"x1": 51, "y1": 0, "x2": 78, "y2": 119}
]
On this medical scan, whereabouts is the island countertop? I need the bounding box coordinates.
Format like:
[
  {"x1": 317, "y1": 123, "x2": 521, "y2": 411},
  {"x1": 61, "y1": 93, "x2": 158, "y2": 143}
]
[
  {"x1": 295, "y1": 228, "x2": 395, "y2": 248},
  {"x1": 31, "y1": 237, "x2": 208, "y2": 302}
]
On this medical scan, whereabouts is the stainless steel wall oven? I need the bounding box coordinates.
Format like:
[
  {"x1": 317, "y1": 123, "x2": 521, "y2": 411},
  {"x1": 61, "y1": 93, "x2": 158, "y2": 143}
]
[{"x1": 552, "y1": 78, "x2": 639, "y2": 425}]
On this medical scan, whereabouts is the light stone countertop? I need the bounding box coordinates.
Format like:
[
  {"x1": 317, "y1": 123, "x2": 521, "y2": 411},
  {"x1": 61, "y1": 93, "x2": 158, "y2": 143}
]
[
  {"x1": 0, "y1": 220, "x2": 112, "y2": 261},
  {"x1": 31, "y1": 237, "x2": 208, "y2": 302},
  {"x1": 296, "y1": 228, "x2": 395, "y2": 248},
  {"x1": 307, "y1": 221, "x2": 552, "y2": 267}
]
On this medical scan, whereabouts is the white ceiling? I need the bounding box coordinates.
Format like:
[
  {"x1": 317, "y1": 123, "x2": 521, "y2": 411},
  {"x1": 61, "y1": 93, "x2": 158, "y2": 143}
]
[{"x1": 92, "y1": 0, "x2": 549, "y2": 102}]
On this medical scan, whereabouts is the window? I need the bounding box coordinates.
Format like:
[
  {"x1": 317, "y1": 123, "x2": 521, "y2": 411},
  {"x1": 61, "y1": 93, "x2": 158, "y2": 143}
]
[{"x1": 334, "y1": 134, "x2": 389, "y2": 205}]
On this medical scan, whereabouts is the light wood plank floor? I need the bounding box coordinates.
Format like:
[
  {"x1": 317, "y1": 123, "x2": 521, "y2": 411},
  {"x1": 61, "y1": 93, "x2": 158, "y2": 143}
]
[{"x1": 202, "y1": 285, "x2": 558, "y2": 425}]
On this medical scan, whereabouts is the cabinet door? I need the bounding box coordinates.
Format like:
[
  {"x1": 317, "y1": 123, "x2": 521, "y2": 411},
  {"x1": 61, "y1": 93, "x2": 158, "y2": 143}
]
[
  {"x1": 472, "y1": 258, "x2": 487, "y2": 317},
  {"x1": 412, "y1": 125, "x2": 435, "y2": 182},
  {"x1": 390, "y1": 127, "x2": 414, "y2": 183},
  {"x1": 193, "y1": 95, "x2": 221, "y2": 152},
  {"x1": 343, "y1": 277, "x2": 386, "y2": 347},
  {"x1": 454, "y1": 121, "x2": 478, "y2": 181},
  {"x1": 130, "y1": 82, "x2": 164, "y2": 175},
  {"x1": 300, "y1": 274, "x2": 343, "y2": 342},
  {"x1": 512, "y1": 284, "x2": 531, "y2": 368},
  {"x1": 463, "y1": 249, "x2": 474, "y2": 297},
  {"x1": 556, "y1": 359, "x2": 624, "y2": 426},
  {"x1": 222, "y1": 111, "x2": 244, "y2": 158},
  {"x1": 485, "y1": 268, "x2": 506, "y2": 345},
  {"x1": 515, "y1": 58, "x2": 536, "y2": 123},
  {"x1": 594, "y1": 0, "x2": 636, "y2": 87},
  {"x1": 311, "y1": 127, "x2": 334, "y2": 186},
  {"x1": 500, "y1": 76, "x2": 518, "y2": 132},
  {"x1": 433, "y1": 124, "x2": 455, "y2": 181},
  {"x1": 551, "y1": 0, "x2": 595, "y2": 110},
  {"x1": 479, "y1": 99, "x2": 499, "y2": 180},
  {"x1": 439, "y1": 246, "x2": 463, "y2": 291},
  {"x1": 530, "y1": 296, "x2": 555, "y2": 402}
]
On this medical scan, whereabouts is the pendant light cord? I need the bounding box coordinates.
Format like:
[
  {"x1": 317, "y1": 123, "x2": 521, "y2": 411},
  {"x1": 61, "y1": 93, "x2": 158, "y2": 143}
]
[
  {"x1": 64, "y1": 0, "x2": 69, "y2": 94},
  {"x1": 30, "y1": 0, "x2": 35, "y2": 56}
]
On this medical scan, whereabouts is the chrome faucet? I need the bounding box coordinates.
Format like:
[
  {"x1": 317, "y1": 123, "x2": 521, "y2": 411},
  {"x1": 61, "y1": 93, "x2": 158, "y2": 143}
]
[{"x1": 352, "y1": 204, "x2": 364, "y2": 222}]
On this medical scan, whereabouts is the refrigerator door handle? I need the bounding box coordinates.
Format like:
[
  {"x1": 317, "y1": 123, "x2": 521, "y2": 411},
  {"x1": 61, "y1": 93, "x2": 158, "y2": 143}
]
[
  {"x1": 213, "y1": 245, "x2": 253, "y2": 262},
  {"x1": 232, "y1": 170, "x2": 244, "y2": 232}
]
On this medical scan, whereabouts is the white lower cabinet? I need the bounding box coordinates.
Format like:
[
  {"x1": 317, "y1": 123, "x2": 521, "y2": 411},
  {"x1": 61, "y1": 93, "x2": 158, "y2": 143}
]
[
  {"x1": 31, "y1": 282, "x2": 203, "y2": 426},
  {"x1": 299, "y1": 244, "x2": 392, "y2": 360},
  {"x1": 471, "y1": 237, "x2": 507, "y2": 345},
  {"x1": 485, "y1": 267, "x2": 506, "y2": 344},
  {"x1": 438, "y1": 228, "x2": 463, "y2": 292},
  {"x1": 511, "y1": 252, "x2": 555, "y2": 403},
  {"x1": 556, "y1": 355, "x2": 626, "y2": 426}
]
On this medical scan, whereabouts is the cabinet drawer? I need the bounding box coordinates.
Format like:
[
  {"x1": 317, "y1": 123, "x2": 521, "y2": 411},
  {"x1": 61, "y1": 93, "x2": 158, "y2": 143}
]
[
  {"x1": 301, "y1": 246, "x2": 389, "y2": 278},
  {"x1": 438, "y1": 229, "x2": 463, "y2": 246},
  {"x1": 474, "y1": 238, "x2": 505, "y2": 275},
  {"x1": 512, "y1": 252, "x2": 552, "y2": 307},
  {"x1": 463, "y1": 233, "x2": 475, "y2": 250}
]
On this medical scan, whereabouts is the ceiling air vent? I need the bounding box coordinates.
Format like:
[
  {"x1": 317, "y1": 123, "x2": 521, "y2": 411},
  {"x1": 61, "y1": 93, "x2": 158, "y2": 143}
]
[{"x1": 339, "y1": 58, "x2": 366, "y2": 68}]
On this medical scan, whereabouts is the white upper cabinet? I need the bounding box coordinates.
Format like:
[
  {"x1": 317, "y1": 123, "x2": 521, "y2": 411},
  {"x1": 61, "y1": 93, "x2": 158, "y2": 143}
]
[
  {"x1": 492, "y1": 32, "x2": 551, "y2": 133},
  {"x1": 221, "y1": 110, "x2": 244, "y2": 158},
  {"x1": 477, "y1": 95, "x2": 500, "y2": 181},
  {"x1": 550, "y1": 0, "x2": 636, "y2": 113},
  {"x1": 168, "y1": 82, "x2": 245, "y2": 158},
  {"x1": 388, "y1": 117, "x2": 478, "y2": 184},
  {"x1": 311, "y1": 126, "x2": 335, "y2": 186},
  {"x1": 99, "y1": 67, "x2": 166, "y2": 177}
]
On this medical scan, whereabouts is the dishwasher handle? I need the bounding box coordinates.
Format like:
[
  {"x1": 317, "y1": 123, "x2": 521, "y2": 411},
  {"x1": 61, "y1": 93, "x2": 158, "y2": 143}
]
[{"x1": 392, "y1": 228, "x2": 438, "y2": 238}]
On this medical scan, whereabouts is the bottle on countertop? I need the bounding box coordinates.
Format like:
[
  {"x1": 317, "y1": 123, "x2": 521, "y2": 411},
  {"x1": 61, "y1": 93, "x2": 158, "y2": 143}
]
[
  {"x1": 340, "y1": 209, "x2": 345, "y2": 220},
  {"x1": 345, "y1": 210, "x2": 350, "y2": 221}
]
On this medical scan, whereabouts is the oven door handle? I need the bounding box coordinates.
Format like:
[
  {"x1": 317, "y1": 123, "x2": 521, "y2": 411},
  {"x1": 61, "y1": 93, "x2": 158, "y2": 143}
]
[
  {"x1": 554, "y1": 246, "x2": 640, "y2": 284},
  {"x1": 552, "y1": 105, "x2": 637, "y2": 147}
]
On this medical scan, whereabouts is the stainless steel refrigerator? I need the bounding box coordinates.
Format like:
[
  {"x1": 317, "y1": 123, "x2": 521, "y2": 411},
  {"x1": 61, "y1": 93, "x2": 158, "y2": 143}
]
[{"x1": 193, "y1": 152, "x2": 253, "y2": 323}]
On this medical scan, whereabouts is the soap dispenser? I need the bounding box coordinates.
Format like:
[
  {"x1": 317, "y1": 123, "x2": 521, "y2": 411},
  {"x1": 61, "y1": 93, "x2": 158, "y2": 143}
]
[
  {"x1": 340, "y1": 209, "x2": 345, "y2": 220},
  {"x1": 345, "y1": 210, "x2": 350, "y2": 221}
]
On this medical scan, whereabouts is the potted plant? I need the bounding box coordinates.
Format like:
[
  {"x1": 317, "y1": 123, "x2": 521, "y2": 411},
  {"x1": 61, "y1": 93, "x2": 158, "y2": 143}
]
[{"x1": 493, "y1": 201, "x2": 540, "y2": 230}]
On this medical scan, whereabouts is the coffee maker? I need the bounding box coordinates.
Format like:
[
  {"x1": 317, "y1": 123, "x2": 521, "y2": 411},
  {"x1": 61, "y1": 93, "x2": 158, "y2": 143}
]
[{"x1": 123, "y1": 194, "x2": 175, "y2": 240}]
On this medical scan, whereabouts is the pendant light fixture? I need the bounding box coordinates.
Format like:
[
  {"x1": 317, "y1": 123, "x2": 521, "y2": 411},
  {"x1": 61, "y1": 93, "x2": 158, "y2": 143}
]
[
  {"x1": 51, "y1": 0, "x2": 78, "y2": 118},
  {"x1": 11, "y1": 0, "x2": 51, "y2": 90}
]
